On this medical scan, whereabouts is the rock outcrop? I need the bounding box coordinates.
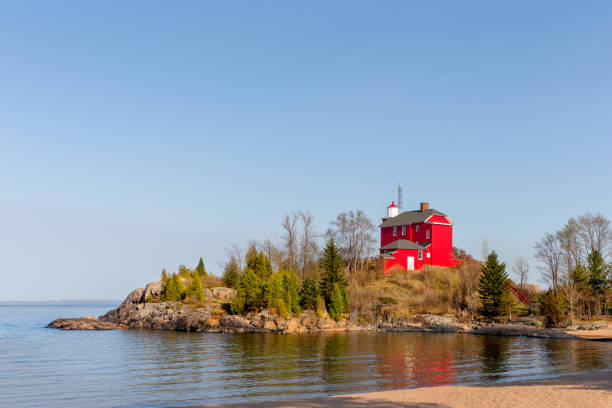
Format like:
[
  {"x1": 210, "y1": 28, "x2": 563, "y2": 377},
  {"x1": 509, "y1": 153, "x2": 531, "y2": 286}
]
[
  {"x1": 47, "y1": 317, "x2": 122, "y2": 330},
  {"x1": 47, "y1": 282, "x2": 589, "y2": 340}
]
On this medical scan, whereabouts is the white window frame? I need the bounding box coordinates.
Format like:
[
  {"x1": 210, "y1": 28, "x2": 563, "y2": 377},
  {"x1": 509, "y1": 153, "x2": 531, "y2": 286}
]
[
  {"x1": 401, "y1": 225, "x2": 406, "y2": 235},
  {"x1": 427, "y1": 252, "x2": 431, "y2": 258},
  {"x1": 418, "y1": 250, "x2": 423, "y2": 260},
  {"x1": 426, "y1": 229, "x2": 431, "y2": 239},
  {"x1": 393, "y1": 226, "x2": 397, "y2": 236}
]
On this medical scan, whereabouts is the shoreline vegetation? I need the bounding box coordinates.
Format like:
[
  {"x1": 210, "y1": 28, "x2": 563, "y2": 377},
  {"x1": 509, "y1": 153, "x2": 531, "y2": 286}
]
[{"x1": 50, "y1": 209, "x2": 611, "y2": 340}]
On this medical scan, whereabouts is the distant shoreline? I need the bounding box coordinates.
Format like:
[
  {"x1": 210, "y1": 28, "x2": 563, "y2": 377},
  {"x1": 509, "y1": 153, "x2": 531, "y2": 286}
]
[{"x1": 0, "y1": 300, "x2": 120, "y2": 305}]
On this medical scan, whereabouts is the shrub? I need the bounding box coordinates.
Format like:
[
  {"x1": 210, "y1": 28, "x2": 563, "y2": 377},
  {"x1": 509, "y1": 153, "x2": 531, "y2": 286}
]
[
  {"x1": 161, "y1": 273, "x2": 185, "y2": 302},
  {"x1": 378, "y1": 296, "x2": 398, "y2": 305},
  {"x1": 145, "y1": 295, "x2": 154, "y2": 303},
  {"x1": 540, "y1": 290, "x2": 567, "y2": 326},
  {"x1": 185, "y1": 276, "x2": 205, "y2": 302},
  {"x1": 300, "y1": 277, "x2": 320, "y2": 310}
]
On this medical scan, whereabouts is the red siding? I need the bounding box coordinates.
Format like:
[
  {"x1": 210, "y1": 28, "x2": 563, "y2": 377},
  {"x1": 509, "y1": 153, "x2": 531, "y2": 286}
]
[
  {"x1": 427, "y1": 215, "x2": 451, "y2": 224},
  {"x1": 381, "y1": 210, "x2": 457, "y2": 272},
  {"x1": 430, "y1": 224, "x2": 454, "y2": 266},
  {"x1": 383, "y1": 248, "x2": 432, "y2": 273}
]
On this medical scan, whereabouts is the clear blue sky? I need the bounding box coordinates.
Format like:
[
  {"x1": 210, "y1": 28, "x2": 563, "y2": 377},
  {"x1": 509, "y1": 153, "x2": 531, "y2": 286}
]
[{"x1": 1, "y1": 1, "x2": 611, "y2": 301}]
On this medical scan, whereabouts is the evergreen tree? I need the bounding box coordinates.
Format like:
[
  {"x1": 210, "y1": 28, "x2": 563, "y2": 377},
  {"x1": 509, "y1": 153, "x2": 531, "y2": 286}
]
[
  {"x1": 244, "y1": 244, "x2": 273, "y2": 279},
  {"x1": 571, "y1": 264, "x2": 589, "y2": 287},
  {"x1": 281, "y1": 270, "x2": 301, "y2": 315},
  {"x1": 586, "y1": 250, "x2": 609, "y2": 292},
  {"x1": 161, "y1": 268, "x2": 168, "y2": 282},
  {"x1": 477, "y1": 251, "x2": 511, "y2": 316},
  {"x1": 161, "y1": 273, "x2": 185, "y2": 302},
  {"x1": 185, "y1": 276, "x2": 205, "y2": 302},
  {"x1": 327, "y1": 283, "x2": 345, "y2": 321},
  {"x1": 223, "y1": 256, "x2": 241, "y2": 288},
  {"x1": 257, "y1": 252, "x2": 273, "y2": 279},
  {"x1": 319, "y1": 238, "x2": 348, "y2": 317},
  {"x1": 230, "y1": 268, "x2": 263, "y2": 314},
  {"x1": 300, "y1": 277, "x2": 320, "y2": 310},
  {"x1": 195, "y1": 257, "x2": 208, "y2": 278}
]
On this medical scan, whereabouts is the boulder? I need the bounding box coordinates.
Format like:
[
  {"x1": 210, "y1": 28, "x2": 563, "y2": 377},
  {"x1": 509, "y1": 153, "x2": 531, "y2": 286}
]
[
  {"x1": 419, "y1": 314, "x2": 461, "y2": 332},
  {"x1": 211, "y1": 287, "x2": 236, "y2": 300},
  {"x1": 140, "y1": 281, "x2": 163, "y2": 302}
]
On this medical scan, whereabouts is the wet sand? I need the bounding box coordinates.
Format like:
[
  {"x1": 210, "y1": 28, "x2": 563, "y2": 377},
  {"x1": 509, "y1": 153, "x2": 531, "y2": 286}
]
[
  {"x1": 565, "y1": 328, "x2": 612, "y2": 341},
  {"x1": 208, "y1": 371, "x2": 612, "y2": 408}
]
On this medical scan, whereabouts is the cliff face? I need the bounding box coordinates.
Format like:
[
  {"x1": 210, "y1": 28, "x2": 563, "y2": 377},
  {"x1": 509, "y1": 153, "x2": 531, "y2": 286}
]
[{"x1": 98, "y1": 283, "x2": 351, "y2": 333}]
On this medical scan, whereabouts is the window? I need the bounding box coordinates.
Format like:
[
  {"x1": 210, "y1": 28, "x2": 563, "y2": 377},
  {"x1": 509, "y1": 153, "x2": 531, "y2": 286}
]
[
  {"x1": 401, "y1": 226, "x2": 406, "y2": 235},
  {"x1": 426, "y1": 230, "x2": 431, "y2": 239},
  {"x1": 427, "y1": 252, "x2": 431, "y2": 258},
  {"x1": 418, "y1": 250, "x2": 423, "y2": 260},
  {"x1": 416, "y1": 225, "x2": 420, "y2": 232},
  {"x1": 393, "y1": 226, "x2": 397, "y2": 236}
]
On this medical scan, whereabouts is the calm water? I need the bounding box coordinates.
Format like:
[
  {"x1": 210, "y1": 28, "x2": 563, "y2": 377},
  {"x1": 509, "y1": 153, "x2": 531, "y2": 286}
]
[{"x1": 1, "y1": 303, "x2": 611, "y2": 407}]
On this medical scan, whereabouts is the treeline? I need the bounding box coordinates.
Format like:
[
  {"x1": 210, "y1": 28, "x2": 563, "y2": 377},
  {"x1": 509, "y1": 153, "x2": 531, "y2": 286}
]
[
  {"x1": 534, "y1": 212, "x2": 611, "y2": 324},
  {"x1": 221, "y1": 210, "x2": 378, "y2": 320},
  {"x1": 226, "y1": 239, "x2": 349, "y2": 320},
  {"x1": 157, "y1": 258, "x2": 213, "y2": 303}
]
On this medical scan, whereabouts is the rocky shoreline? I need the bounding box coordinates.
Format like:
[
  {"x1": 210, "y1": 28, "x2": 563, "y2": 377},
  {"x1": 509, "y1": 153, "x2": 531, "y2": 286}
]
[{"x1": 47, "y1": 282, "x2": 605, "y2": 340}]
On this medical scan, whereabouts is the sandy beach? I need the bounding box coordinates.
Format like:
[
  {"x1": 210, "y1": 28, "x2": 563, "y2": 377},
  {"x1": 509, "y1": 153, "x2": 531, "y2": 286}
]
[{"x1": 208, "y1": 370, "x2": 612, "y2": 408}]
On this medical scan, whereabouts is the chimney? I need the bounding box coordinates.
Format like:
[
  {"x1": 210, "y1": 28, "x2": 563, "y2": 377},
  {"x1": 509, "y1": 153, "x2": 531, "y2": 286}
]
[{"x1": 420, "y1": 202, "x2": 429, "y2": 211}]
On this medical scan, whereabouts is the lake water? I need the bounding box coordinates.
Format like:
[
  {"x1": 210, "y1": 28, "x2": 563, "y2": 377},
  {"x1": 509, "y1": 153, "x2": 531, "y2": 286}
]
[{"x1": 1, "y1": 303, "x2": 611, "y2": 407}]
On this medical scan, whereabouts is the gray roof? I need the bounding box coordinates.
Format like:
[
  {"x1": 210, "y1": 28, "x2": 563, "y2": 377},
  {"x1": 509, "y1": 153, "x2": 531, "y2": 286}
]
[
  {"x1": 379, "y1": 209, "x2": 448, "y2": 228},
  {"x1": 381, "y1": 239, "x2": 427, "y2": 251}
]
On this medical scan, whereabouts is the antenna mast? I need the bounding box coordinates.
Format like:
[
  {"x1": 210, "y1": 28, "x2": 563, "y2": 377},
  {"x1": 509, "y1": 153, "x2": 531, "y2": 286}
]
[{"x1": 397, "y1": 183, "x2": 403, "y2": 211}]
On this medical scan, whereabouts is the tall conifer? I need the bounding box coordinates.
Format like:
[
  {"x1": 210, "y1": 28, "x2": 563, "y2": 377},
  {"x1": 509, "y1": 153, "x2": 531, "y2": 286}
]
[
  {"x1": 319, "y1": 238, "x2": 349, "y2": 317},
  {"x1": 478, "y1": 251, "x2": 511, "y2": 316}
]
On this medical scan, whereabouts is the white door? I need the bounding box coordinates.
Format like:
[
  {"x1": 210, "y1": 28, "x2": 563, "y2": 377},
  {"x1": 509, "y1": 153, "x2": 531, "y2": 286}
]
[{"x1": 407, "y1": 256, "x2": 415, "y2": 271}]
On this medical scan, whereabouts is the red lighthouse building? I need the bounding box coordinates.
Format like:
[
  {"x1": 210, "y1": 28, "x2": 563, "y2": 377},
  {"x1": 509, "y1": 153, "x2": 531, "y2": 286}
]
[{"x1": 380, "y1": 201, "x2": 458, "y2": 272}]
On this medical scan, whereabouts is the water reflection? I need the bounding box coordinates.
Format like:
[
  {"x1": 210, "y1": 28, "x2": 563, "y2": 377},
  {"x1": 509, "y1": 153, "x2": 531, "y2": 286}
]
[
  {"x1": 479, "y1": 335, "x2": 512, "y2": 380},
  {"x1": 35, "y1": 326, "x2": 612, "y2": 407}
]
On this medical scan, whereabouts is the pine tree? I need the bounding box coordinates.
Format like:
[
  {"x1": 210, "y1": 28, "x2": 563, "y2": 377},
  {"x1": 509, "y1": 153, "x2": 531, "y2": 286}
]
[
  {"x1": 195, "y1": 257, "x2": 208, "y2": 278},
  {"x1": 185, "y1": 276, "x2": 205, "y2": 302},
  {"x1": 319, "y1": 238, "x2": 348, "y2": 317},
  {"x1": 161, "y1": 273, "x2": 185, "y2": 302},
  {"x1": 327, "y1": 283, "x2": 345, "y2": 321},
  {"x1": 300, "y1": 277, "x2": 320, "y2": 310},
  {"x1": 230, "y1": 268, "x2": 263, "y2": 314},
  {"x1": 478, "y1": 251, "x2": 511, "y2": 316},
  {"x1": 587, "y1": 250, "x2": 609, "y2": 293},
  {"x1": 161, "y1": 268, "x2": 168, "y2": 282},
  {"x1": 223, "y1": 256, "x2": 241, "y2": 288}
]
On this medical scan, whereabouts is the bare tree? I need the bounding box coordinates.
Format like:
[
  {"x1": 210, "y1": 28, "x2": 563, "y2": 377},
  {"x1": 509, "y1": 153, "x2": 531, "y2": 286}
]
[
  {"x1": 259, "y1": 237, "x2": 283, "y2": 272},
  {"x1": 512, "y1": 256, "x2": 529, "y2": 287},
  {"x1": 224, "y1": 244, "x2": 244, "y2": 270},
  {"x1": 281, "y1": 212, "x2": 299, "y2": 271},
  {"x1": 298, "y1": 210, "x2": 318, "y2": 280},
  {"x1": 557, "y1": 218, "x2": 583, "y2": 277},
  {"x1": 481, "y1": 239, "x2": 490, "y2": 262},
  {"x1": 331, "y1": 210, "x2": 376, "y2": 280},
  {"x1": 578, "y1": 212, "x2": 611, "y2": 261},
  {"x1": 534, "y1": 233, "x2": 562, "y2": 290}
]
